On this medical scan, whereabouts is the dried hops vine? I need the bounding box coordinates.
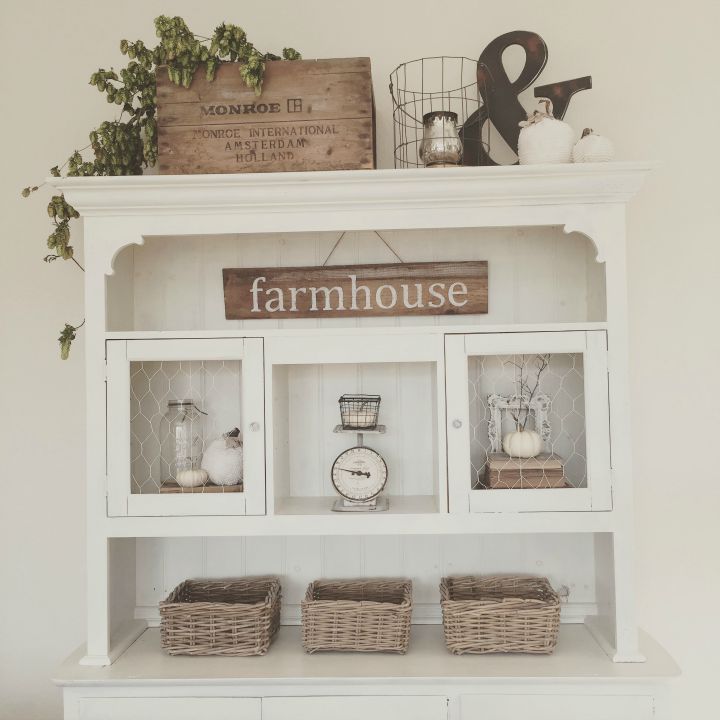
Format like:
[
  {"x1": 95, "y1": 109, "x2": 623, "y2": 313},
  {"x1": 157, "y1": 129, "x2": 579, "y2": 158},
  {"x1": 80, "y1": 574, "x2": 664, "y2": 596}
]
[{"x1": 21, "y1": 15, "x2": 300, "y2": 358}]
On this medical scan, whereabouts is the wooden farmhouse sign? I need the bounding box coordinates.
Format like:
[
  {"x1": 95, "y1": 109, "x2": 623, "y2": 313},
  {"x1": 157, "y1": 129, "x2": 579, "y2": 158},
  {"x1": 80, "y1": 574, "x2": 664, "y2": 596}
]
[
  {"x1": 223, "y1": 262, "x2": 488, "y2": 320},
  {"x1": 157, "y1": 58, "x2": 375, "y2": 174}
]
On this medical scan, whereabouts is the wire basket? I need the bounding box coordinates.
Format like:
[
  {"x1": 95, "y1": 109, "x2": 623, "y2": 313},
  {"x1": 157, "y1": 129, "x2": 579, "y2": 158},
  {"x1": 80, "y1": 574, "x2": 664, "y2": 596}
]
[
  {"x1": 389, "y1": 56, "x2": 490, "y2": 168},
  {"x1": 339, "y1": 394, "x2": 381, "y2": 429}
]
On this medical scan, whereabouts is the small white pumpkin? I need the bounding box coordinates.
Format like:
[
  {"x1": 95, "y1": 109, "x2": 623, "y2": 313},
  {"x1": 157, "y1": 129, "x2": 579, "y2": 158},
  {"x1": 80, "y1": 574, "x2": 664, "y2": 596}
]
[
  {"x1": 517, "y1": 99, "x2": 575, "y2": 165},
  {"x1": 201, "y1": 432, "x2": 243, "y2": 486},
  {"x1": 175, "y1": 468, "x2": 208, "y2": 488},
  {"x1": 502, "y1": 429, "x2": 544, "y2": 458},
  {"x1": 572, "y1": 128, "x2": 615, "y2": 163}
]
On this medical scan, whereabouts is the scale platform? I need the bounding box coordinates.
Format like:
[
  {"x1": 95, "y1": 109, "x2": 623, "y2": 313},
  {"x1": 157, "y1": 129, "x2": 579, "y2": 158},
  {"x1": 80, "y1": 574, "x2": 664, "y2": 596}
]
[
  {"x1": 331, "y1": 495, "x2": 390, "y2": 512},
  {"x1": 333, "y1": 424, "x2": 386, "y2": 435}
]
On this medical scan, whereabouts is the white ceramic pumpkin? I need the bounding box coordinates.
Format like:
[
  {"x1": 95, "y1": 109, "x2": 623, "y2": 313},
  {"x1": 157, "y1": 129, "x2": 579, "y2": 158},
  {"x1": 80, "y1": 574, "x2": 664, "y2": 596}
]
[
  {"x1": 502, "y1": 429, "x2": 544, "y2": 458},
  {"x1": 572, "y1": 128, "x2": 615, "y2": 163},
  {"x1": 517, "y1": 99, "x2": 575, "y2": 165},
  {"x1": 201, "y1": 436, "x2": 244, "y2": 486},
  {"x1": 175, "y1": 468, "x2": 209, "y2": 488}
]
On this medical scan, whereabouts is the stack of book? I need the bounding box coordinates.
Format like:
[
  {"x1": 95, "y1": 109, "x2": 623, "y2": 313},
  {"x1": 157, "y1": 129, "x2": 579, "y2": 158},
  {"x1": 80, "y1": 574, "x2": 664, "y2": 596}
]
[{"x1": 483, "y1": 453, "x2": 567, "y2": 489}]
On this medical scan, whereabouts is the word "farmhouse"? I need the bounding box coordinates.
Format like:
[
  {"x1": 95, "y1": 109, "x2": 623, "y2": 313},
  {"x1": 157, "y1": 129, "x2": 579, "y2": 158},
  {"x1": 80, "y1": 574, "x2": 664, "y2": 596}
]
[{"x1": 223, "y1": 262, "x2": 488, "y2": 320}]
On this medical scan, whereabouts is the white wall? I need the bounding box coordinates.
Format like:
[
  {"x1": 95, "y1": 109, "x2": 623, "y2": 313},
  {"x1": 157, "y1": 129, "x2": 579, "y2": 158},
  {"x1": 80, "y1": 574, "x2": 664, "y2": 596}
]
[{"x1": 1, "y1": 0, "x2": 718, "y2": 717}]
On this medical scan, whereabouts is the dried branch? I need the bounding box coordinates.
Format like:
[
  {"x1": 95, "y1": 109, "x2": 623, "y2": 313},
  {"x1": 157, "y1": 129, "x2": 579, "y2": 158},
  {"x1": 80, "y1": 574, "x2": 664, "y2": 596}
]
[{"x1": 505, "y1": 353, "x2": 551, "y2": 431}]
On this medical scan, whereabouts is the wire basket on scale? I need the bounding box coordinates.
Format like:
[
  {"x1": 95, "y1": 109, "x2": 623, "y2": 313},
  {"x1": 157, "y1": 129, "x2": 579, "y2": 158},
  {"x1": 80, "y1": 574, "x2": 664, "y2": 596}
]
[
  {"x1": 389, "y1": 56, "x2": 490, "y2": 168},
  {"x1": 338, "y1": 394, "x2": 381, "y2": 430}
]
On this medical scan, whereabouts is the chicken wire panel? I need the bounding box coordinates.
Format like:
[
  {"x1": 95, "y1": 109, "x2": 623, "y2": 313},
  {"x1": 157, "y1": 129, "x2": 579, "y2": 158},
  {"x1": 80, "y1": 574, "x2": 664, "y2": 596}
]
[
  {"x1": 130, "y1": 360, "x2": 242, "y2": 494},
  {"x1": 468, "y1": 354, "x2": 587, "y2": 490}
]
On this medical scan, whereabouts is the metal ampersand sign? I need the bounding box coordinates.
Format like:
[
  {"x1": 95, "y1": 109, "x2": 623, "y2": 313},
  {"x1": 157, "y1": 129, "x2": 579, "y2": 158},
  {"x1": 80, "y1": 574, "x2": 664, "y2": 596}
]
[{"x1": 460, "y1": 30, "x2": 592, "y2": 165}]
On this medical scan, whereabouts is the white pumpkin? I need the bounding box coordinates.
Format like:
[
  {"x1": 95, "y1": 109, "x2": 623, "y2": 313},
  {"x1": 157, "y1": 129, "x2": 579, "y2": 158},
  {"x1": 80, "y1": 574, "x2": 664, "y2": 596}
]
[
  {"x1": 572, "y1": 128, "x2": 615, "y2": 163},
  {"x1": 517, "y1": 99, "x2": 575, "y2": 165},
  {"x1": 175, "y1": 468, "x2": 208, "y2": 488},
  {"x1": 502, "y1": 429, "x2": 544, "y2": 459},
  {"x1": 201, "y1": 437, "x2": 243, "y2": 486}
]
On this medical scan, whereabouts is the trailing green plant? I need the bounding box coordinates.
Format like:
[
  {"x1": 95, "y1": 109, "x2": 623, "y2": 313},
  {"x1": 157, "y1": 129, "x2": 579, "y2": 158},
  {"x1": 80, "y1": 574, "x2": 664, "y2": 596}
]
[{"x1": 21, "y1": 15, "x2": 300, "y2": 358}]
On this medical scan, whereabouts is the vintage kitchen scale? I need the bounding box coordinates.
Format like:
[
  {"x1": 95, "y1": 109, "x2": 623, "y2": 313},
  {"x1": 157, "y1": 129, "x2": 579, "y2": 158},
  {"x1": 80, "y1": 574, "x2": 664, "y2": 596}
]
[{"x1": 330, "y1": 394, "x2": 389, "y2": 512}]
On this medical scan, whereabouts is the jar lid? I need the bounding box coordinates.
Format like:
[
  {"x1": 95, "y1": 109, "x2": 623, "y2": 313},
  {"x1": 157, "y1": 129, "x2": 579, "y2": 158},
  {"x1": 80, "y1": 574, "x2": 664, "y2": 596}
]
[{"x1": 168, "y1": 399, "x2": 196, "y2": 407}]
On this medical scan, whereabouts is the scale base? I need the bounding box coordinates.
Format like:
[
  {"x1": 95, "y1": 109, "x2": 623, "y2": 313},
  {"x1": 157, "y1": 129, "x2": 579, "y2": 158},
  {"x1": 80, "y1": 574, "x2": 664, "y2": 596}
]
[{"x1": 331, "y1": 496, "x2": 389, "y2": 512}]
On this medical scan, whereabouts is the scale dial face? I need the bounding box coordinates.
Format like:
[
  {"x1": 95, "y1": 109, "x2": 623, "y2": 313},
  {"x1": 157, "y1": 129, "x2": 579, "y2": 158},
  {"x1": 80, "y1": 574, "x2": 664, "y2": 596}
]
[{"x1": 331, "y1": 446, "x2": 388, "y2": 502}]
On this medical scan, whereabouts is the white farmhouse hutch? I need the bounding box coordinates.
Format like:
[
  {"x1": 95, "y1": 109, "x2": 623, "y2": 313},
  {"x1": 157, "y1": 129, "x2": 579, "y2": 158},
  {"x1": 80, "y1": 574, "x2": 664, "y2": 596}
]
[{"x1": 52, "y1": 163, "x2": 678, "y2": 719}]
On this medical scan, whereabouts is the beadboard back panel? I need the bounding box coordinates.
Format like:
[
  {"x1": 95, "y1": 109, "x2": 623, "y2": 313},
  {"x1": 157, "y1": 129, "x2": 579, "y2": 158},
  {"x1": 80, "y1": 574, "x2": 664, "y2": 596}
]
[
  {"x1": 135, "y1": 534, "x2": 597, "y2": 625},
  {"x1": 106, "y1": 228, "x2": 605, "y2": 332}
]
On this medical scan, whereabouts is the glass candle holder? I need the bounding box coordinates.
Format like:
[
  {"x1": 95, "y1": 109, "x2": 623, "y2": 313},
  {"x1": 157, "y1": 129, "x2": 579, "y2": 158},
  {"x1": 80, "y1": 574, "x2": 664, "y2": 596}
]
[{"x1": 419, "y1": 111, "x2": 463, "y2": 167}]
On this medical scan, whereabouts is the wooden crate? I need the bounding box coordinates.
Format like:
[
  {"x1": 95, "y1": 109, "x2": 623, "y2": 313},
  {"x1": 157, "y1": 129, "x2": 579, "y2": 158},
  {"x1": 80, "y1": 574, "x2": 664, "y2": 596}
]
[{"x1": 157, "y1": 58, "x2": 375, "y2": 174}]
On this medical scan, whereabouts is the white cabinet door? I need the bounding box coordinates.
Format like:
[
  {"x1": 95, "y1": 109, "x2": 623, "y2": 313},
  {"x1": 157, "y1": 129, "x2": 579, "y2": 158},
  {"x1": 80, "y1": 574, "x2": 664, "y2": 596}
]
[
  {"x1": 446, "y1": 331, "x2": 611, "y2": 513},
  {"x1": 263, "y1": 696, "x2": 448, "y2": 720},
  {"x1": 106, "y1": 338, "x2": 265, "y2": 517},
  {"x1": 460, "y1": 694, "x2": 653, "y2": 720},
  {"x1": 79, "y1": 697, "x2": 261, "y2": 720}
]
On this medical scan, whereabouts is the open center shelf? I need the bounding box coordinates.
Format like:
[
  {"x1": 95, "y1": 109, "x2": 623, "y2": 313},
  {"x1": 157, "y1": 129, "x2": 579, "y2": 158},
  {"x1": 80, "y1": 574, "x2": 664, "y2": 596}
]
[
  {"x1": 55, "y1": 625, "x2": 677, "y2": 686},
  {"x1": 270, "y1": 358, "x2": 443, "y2": 515}
]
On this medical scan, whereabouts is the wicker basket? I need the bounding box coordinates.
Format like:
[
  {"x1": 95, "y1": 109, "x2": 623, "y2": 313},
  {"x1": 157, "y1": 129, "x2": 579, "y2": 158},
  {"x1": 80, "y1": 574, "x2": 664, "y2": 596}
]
[
  {"x1": 301, "y1": 578, "x2": 412, "y2": 653},
  {"x1": 440, "y1": 575, "x2": 560, "y2": 655},
  {"x1": 160, "y1": 577, "x2": 281, "y2": 656}
]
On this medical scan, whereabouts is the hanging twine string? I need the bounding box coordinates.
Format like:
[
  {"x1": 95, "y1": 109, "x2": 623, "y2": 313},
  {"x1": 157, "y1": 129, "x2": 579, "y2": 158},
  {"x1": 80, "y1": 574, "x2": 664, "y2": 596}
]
[
  {"x1": 375, "y1": 231, "x2": 405, "y2": 263},
  {"x1": 321, "y1": 231, "x2": 346, "y2": 266},
  {"x1": 322, "y1": 231, "x2": 405, "y2": 266}
]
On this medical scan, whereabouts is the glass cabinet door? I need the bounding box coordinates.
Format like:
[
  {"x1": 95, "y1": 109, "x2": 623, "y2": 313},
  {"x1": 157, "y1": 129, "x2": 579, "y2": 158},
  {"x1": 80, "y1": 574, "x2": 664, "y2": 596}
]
[
  {"x1": 106, "y1": 338, "x2": 265, "y2": 517},
  {"x1": 445, "y1": 331, "x2": 611, "y2": 513}
]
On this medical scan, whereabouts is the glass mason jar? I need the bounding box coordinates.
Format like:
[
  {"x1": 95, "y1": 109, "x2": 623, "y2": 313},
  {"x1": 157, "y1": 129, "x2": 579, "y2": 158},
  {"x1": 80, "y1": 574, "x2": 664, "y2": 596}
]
[
  {"x1": 419, "y1": 110, "x2": 463, "y2": 167},
  {"x1": 162, "y1": 400, "x2": 206, "y2": 483}
]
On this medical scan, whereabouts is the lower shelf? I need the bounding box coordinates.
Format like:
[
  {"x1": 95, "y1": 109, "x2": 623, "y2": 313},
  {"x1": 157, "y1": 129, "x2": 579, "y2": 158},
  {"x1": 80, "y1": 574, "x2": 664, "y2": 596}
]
[
  {"x1": 55, "y1": 625, "x2": 677, "y2": 686},
  {"x1": 104, "y1": 509, "x2": 618, "y2": 537}
]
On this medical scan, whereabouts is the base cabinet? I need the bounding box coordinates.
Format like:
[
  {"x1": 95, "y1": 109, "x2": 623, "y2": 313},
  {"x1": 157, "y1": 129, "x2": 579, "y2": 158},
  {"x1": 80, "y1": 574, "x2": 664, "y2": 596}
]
[{"x1": 64, "y1": 688, "x2": 666, "y2": 720}]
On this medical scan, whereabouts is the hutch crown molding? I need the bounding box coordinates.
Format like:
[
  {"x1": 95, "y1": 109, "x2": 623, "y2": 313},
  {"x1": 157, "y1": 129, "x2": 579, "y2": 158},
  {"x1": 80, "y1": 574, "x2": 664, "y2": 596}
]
[{"x1": 52, "y1": 162, "x2": 677, "y2": 720}]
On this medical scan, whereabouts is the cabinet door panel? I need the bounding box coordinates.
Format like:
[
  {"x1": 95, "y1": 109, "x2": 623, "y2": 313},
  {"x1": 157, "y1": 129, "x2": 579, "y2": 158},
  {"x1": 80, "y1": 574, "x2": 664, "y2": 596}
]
[
  {"x1": 461, "y1": 694, "x2": 652, "y2": 720},
  {"x1": 446, "y1": 330, "x2": 611, "y2": 514},
  {"x1": 106, "y1": 337, "x2": 265, "y2": 517},
  {"x1": 79, "y1": 697, "x2": 260, "y2": 720},
  {"x1": 263, "y1": 696, "x2": 447, "y2": 720}
]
